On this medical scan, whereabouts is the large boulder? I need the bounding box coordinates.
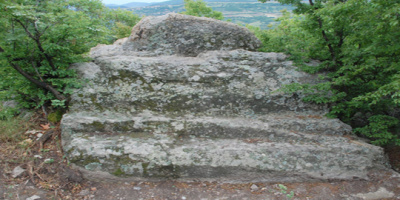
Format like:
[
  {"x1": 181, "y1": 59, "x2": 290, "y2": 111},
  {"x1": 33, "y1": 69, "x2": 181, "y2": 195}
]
[
  {"x1": 123, "y1": 13, "x2": 261, "y2": 56},
  {"x1": 62, "y1": 14, "x2": 391, "y2": 182},
  {"x1": 90, "y1": 13, "x2": 261, "y2": 58}
]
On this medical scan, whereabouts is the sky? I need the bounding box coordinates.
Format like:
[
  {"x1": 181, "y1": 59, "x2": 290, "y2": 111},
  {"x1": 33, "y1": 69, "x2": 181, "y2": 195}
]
[{"x1": 102, "y1": 0, "x2": 167, "y2": 5}]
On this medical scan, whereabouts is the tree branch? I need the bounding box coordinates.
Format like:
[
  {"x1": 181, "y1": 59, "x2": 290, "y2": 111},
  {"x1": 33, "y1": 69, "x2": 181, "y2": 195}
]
[
  {"x1": 32, "y1": 22, "x2": 57, "y2": 71},
  {"x1": 15, "y1": 19, "x2": 57, "y2": 71},
  {"x1": 31, "y1": 60, "x2": 44, "y2": 82},
  {"x1": 14, "y1": 19, "x2": 36, "y2": 40},
  {"x1": 317, "y1": 19, "x2": 336, "y2": 62},
  {"x1": 9, "y1": 61, "x2": 66, "y2": 101},
  {"x1": 308, "y1": 0, "x2": 338, "y2": 68},
  {"x1": 39, "y1": 25, "x2": 50, "y2": 37}
]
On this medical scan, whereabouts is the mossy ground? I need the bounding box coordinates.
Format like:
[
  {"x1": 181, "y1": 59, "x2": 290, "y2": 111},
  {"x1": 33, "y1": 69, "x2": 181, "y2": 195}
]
[{"x1": 47, "y1": 109, "x2": 64, "y2": 123}]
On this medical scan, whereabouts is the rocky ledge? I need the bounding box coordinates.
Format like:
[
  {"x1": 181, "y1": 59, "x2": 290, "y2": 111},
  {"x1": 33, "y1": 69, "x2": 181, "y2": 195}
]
[{"x1": 62, "y1": 13, "x2": 391, "y2": 182}]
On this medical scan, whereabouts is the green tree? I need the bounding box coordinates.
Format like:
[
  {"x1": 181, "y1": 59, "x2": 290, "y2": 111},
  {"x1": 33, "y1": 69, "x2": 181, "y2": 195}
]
[
  {"x1": 0, "y1": 0, "x2": 110, "y2": 108},
  {"x1": 258, "y1": 0, "x2": 400, "y2": 145},
  {"x1": 0, "y1": 0, "x2": 140, "y2": 110},
  {"x1": 181, "y1": 0, "x2": 224, "y2": 20},
  {"x1": 248, "y1": 10, "x2": 323, "y2": 64},
  {"x1": 104, "y1": 8, "x2": 141, "y2": 40}
]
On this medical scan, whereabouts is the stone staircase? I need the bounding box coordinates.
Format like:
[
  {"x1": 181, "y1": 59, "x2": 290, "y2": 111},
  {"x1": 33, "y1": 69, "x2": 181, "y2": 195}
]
[
  {"x1": 61, "y1": 14, "x2": 390, "y2": 182},
  {"x1": 62, "y1": 111, "x2": 386, "y2": 182},
  {"x1": 62, "y1": 51, "x2": 388, "y2": 183}
]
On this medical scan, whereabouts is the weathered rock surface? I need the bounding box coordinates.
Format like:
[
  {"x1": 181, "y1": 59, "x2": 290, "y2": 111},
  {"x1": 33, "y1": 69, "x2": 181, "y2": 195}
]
[
  {"x1": 90, "y1": 13, "x2": 261, "y2": 58},
  {"x1": 62, "y1": 14, "x2": 391, "y2": 182},
  {"x1": 123, "y1": 13, "x2": 261, "y2": 56}
]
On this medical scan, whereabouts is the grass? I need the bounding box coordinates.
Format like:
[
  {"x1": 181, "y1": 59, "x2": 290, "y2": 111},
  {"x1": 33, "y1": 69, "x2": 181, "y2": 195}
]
[{"x1": 0, "y1": 104, "x2": 32, "y2": 143}]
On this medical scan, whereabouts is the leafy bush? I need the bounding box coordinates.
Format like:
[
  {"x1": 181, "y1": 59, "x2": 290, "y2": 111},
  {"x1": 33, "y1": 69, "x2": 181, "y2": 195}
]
[
  {"x1": 257, "y1": 0, "x2": 400, "y2": 146},
  {"x1": 181, "y1": 0, "x2": 224, "y2": 20},
  {"x1": 0, "y1": 104, "x2": 20, "y2": 121},
  {"x1": 0, "y1": 0, "x2": 140, "y2": 110},
  {"x1": 105, "y1": 8, "x2": 141, "y2": 40},
  {"x1": 0, "y1": 0, "x2": 108, "y2": 109},
  {"x1": 354, "y1": 115, "x2": 400, "y2": 146}
]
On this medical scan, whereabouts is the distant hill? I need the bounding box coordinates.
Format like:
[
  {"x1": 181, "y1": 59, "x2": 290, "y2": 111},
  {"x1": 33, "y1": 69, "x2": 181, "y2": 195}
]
[
  {"x1": 151, "y1": 0, "x2": 183, "y2": 6},
  {"x1": 105, "y1": 2, "x2": 153, "y2": 9},
  {"x1": 123, "y1": 2, "x2": 153, "y2": 7},
  {"x1": 106, "y1": 0, "x2": 294, "y2": 29},
  {"x1": 151, "y1": 0, "x2": 267, "y2": 5},
  {"x1": 106, "y1": 4, "x2": 129, "y2": 9}
]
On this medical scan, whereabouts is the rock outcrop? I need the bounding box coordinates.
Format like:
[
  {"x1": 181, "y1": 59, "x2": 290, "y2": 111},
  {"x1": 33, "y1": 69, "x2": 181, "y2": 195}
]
[
  {"x1": 62, "y1": 13, "x2": 390, "y2": 182},
  {"x1": 123, "y1": 13, "x2": 261, "y2": 56}
]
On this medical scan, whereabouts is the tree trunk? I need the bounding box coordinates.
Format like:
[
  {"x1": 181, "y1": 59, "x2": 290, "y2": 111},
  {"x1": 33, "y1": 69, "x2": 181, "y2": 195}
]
[{"x1": 10, "y1": 62, "x2": 66, "y2": 101}]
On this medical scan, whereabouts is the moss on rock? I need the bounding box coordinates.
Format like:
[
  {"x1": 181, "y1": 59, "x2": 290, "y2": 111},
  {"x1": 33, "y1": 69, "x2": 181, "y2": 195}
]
[{"x1": 48, "y1": 110, "x2": 64, "y2": 123}]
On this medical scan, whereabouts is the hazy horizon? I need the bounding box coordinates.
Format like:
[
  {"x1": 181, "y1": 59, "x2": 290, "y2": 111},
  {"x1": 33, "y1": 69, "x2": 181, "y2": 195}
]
[{"x1": 102, "y1": 0, "x2": 167, "y2": 5}]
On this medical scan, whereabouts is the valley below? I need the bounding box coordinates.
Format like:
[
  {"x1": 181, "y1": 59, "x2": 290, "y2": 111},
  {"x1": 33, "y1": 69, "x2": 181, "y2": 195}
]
[{"x1": 108, "y1": 0, "x2": 294, "y2": 29}]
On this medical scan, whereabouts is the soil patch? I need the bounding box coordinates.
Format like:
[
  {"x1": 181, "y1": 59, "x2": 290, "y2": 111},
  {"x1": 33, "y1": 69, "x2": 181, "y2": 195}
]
[{"x1": 386, "y1": 145, "x2": 400, "y2": 172}]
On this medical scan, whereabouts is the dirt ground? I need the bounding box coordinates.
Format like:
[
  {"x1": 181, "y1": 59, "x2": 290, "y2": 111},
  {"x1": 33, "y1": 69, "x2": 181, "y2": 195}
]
[{"x1": 1, "y1": 114, "x2": 400, "y2": 200}]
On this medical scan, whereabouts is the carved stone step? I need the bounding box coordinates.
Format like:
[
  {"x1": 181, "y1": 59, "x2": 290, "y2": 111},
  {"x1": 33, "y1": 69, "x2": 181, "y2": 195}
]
[
  {"x1": 62, "y1": 111, "x2": 387, "y2": 182},
  {"x1": 62, "y1": 111, "x2": 351, "y2": 139},
  {"x1": 62, "y1": 128, "x2": 386, "y2": 182},
  {"x1": 69, "y1": 50, "x2": 326, "y2": 115}
]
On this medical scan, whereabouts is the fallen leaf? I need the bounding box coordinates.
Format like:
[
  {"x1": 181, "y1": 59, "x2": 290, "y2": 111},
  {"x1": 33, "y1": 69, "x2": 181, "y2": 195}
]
[{"x1": 40, "y1": 123, "x2": 50, "y2": 130}]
